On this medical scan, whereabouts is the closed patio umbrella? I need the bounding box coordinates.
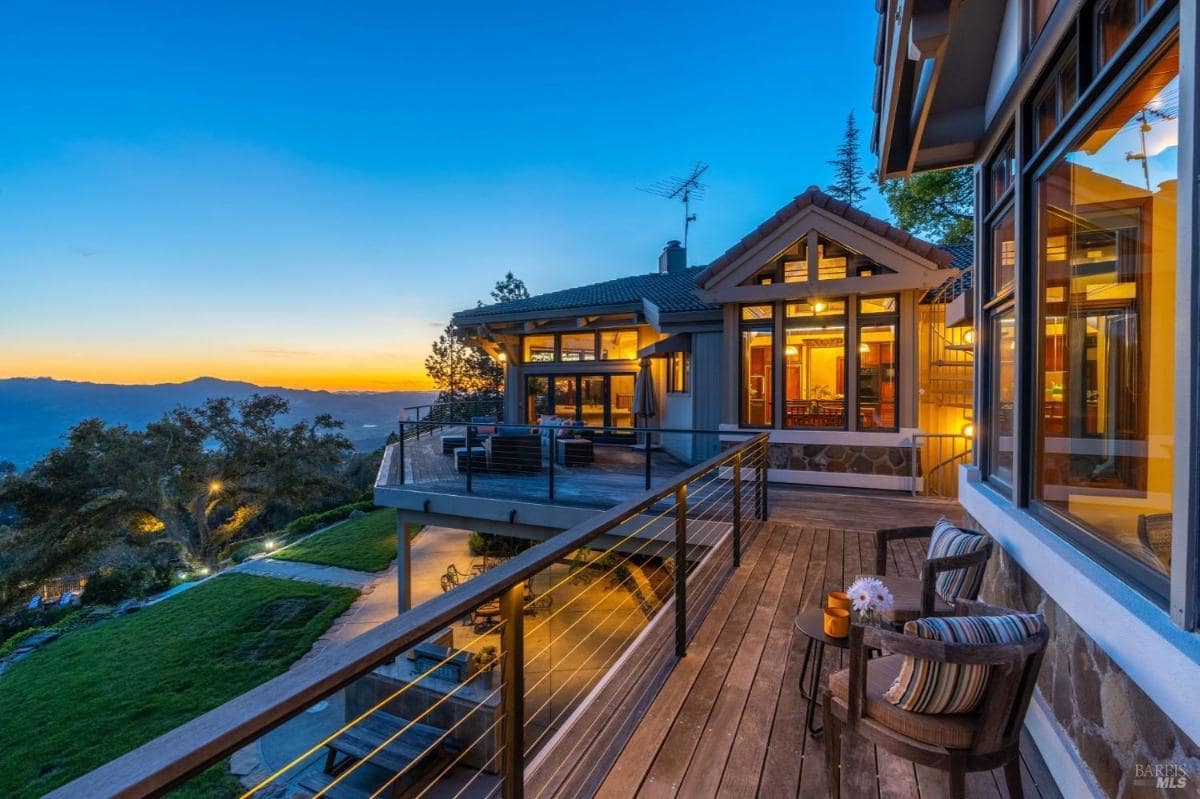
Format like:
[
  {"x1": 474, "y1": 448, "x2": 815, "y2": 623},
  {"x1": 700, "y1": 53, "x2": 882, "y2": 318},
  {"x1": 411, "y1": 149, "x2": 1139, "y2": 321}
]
[{"x1": 632, "y1": 358, "x2": 657, "y2": 451}]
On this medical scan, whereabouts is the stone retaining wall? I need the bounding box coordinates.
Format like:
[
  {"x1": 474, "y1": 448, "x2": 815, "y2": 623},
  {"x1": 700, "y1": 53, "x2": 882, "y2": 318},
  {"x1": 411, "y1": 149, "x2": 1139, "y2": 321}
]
[
  {"x1": 766, "y1": 442, "x2": 916, "y2": 477},
  {"x1": 967, "y1": 512, "x2": 1200, "y2": 796}
]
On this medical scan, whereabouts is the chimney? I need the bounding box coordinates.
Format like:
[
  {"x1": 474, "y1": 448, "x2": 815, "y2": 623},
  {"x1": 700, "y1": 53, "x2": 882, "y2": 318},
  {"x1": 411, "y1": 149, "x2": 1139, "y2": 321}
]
[{"x1": 659, "y1": 240, "x2": 687, "y2": 274}]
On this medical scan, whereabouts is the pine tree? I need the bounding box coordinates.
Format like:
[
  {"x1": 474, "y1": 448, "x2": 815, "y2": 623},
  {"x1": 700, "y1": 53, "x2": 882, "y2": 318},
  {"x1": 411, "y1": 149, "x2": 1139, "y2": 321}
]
[
  {"x1": 826, "y1": 111, "x2": 868, "y2": 207},
  {"x1": 490, "y1": 272, "x2": 529, "y2": 303}
]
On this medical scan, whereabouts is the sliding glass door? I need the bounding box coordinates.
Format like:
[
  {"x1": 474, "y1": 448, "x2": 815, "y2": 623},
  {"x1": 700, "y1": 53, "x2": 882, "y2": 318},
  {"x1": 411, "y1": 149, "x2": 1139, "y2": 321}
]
[{"x1": 525, "y1": 374, "x2": 638, "y2": 438}]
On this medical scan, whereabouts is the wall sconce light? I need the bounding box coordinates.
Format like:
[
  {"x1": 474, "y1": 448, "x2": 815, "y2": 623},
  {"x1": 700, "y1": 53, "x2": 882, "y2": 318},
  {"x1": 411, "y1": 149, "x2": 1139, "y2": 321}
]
[
  {"x1": 784, "y1": 345, "x2": 799, "y2": 357},
  {"x1": 812, "y1": 300, "x2": 827, "y2": 313},
  {"x1": 962, "y1": 423, "x2": 975, "y2": 438},
  {"x1": 963, "y1": 329, "x2": 975, "y2": 345},
  {"x1": 497, "y1": 351, "x2": 508, "y2": 363},
  {"x1": 859, "y1": 342, "x2": 870, "y2": 353}
]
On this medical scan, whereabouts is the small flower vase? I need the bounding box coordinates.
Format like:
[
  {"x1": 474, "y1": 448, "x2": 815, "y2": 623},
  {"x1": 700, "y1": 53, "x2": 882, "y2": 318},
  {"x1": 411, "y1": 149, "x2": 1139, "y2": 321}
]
[{"x1": 856, "y1": 608, "x2": 883, "y2": 628}]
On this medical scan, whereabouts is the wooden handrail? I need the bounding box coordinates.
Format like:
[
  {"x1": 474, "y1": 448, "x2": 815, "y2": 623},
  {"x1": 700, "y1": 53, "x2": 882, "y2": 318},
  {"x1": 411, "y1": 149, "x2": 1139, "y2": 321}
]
[{"x1": 47, "y1": 433, "x2": 769, "y2": 799}]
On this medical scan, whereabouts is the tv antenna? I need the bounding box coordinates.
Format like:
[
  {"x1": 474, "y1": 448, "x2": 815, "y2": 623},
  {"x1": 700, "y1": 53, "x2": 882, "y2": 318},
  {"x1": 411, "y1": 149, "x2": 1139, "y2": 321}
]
[{"x1": 640, "y1": 161, "x2": 709, "y2": 248}]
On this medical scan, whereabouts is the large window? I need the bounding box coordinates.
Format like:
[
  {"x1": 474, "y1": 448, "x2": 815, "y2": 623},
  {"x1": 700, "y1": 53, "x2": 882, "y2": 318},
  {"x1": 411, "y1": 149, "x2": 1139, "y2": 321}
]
[
  {"x1": 560, "y1": 332, "x2": 596, "y2": 362},
  {"x1": 984, "y1": 128, "x2": 1018, "y2": 493},
  {"x1": 599, "y1": 330, "x2": 638, "y2": 360},
  {"x1": 1034, "y1": 40, "x2": 1178, "y2": 580},
  {"x1": 989, "y1": 307, "x2": 1017, "y2": 492},
  {"x1": 1096, "y1": 0, "x2": 1161, "y2": 67},
  {"x1": 524, "y1": 334, "x2": 556, "y2": 363},
  {"x1": 784, "y1": 297, "x2": 847, "y2": 429},
  {"x1": 740, "y1": 304, "x2": 774, "y2": 427},
  {"x1": 1033, "y1": 41, "x2": 1079, "y2": 150},
  {"x1": 991, "y1": 208, "x2": 1016, "y2": 295},
  {"x1": 525, "y1": 373, "x2": 636, "y2": 432},
  {"x1": 667, "y1": 352, "x2": 690, "y2": 394},
  {"x1": 521, "y1": 329, "x2": 639, "y2": 363},
  {"x1": 858, "y1": 296, "x2": 898, "y2": 431}
]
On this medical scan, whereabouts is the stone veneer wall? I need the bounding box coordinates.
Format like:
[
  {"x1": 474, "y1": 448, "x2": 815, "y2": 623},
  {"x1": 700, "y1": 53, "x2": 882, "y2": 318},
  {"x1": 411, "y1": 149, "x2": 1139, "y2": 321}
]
[
  {"x1": 965, "y1": 512, "x2": 1200, "y2": 797},
  {"x1": 766, "y1": 442, "x2": 915, "y2": 477}
]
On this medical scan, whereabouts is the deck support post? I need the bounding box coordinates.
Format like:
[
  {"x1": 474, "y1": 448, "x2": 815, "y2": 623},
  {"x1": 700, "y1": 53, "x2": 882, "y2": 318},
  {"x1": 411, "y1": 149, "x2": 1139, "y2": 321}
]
[
  {"x1": 674, "y1": 483, "x2": 688, "y2": 657},
  {"x1": 732, "y1": 452, "x2": 742, "y2": 567},
  {"x1": 500, "y1": 583, "x2": 525, "y2": 799},
  {"x1": 395, "y1": 512, "x2": 412, "y2": 613}
]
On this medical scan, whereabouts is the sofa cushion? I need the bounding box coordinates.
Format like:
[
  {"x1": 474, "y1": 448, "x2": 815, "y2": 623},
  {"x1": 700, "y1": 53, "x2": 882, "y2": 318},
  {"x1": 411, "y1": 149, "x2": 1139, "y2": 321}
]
[
  {"x1": 828, "y1": 655, "x2": 977, "y2": 748},
  {"x1": 927, "y1": 517, "x2": 989, "y2": 601},
  {"x1": 884, "y1": 613, "x2": 1044, "y2": 715}
]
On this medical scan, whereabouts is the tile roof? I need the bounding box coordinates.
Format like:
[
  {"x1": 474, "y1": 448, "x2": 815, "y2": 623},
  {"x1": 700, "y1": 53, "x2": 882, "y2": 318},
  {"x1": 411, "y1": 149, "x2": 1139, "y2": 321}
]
[
  {"x1": 941, "y1": 241, "x2": 974, "y2": 269},
  {"x1": 922, "y1": 240, "x2": 974, "y2": 304},
  {"x1": 695, "y1": 185, "x2": 953, "y2": 286},
  {"x1": 453, "y1": 266, "x2": 715, "y2": 323}
]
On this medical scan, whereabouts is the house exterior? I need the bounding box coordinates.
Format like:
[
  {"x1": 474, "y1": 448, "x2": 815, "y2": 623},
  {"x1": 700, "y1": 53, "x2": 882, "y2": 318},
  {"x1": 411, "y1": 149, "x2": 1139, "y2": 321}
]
[
  {"x1": 454, "y1": 187, "x2": 970, "y2": 491},
  {"x1": 871, "y1": 0, "x2": 1200, "y2": 793}
]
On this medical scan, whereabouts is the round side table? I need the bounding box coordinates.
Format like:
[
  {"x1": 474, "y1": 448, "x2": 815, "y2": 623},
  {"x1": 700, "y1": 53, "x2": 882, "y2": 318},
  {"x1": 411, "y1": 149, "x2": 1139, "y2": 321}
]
[{"x1": 794, "y1": 607, "x2": 852, "y2": 736}]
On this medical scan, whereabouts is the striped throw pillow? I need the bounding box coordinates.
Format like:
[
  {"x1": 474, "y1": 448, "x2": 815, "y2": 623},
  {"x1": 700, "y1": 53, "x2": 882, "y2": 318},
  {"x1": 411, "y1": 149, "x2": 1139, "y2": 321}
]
[
  {"x1": 884, "y1": 613, "x2": 1044, "y2": 714},
  {"x1": 928, "y1": 518, "x2": 989, "y2": 600}
]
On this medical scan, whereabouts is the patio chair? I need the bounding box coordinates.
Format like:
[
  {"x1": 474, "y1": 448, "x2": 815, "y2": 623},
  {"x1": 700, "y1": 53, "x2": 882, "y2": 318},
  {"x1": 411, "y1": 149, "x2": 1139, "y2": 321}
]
[
  {"x1": 870, "y1": 520, "x2": 993, "y2": 624},
  {"x1": 486, "y1": 428, "x2": 542, "y2": 473},
  {"x1": 1137, "y1": 512, "x2": 1172, "y2": 569},
  {"x1": 824, "y1": 600, "x2": 1049, "y2": 799}
]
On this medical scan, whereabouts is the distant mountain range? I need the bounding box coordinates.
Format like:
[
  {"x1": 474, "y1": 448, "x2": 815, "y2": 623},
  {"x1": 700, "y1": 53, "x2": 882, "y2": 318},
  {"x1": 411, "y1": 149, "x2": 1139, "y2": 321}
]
[{"x1": 0, "y1": 377, "x2": 439, "y2": 469}]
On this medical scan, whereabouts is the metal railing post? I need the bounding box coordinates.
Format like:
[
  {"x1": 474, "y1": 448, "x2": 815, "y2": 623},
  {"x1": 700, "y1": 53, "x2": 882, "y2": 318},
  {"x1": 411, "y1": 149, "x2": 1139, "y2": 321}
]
[
  {"x1": 466, "y1": 425, "x2": 474, "y2": 494},
  {"x1": 674, "y1": 483, "x2": 688, "y2": 657},
  {"x1": 398, "y1": 422, "x2": 406, "y2": 485},
  {"x1": 732, "y1": 452, "x2": 742, "y2": 568},
  {"x1": 500, "y1": 583, "x2": 525, "y2": 799},
  {"x1": 910, "y1": 435, "x2": 919, "y2": 497},
  {"x1": 547, "y1": 433, "x2": 555, "y2": 501},
  {"x1": 756, "y1": 441, "x2": 767, "y2": 521},
  {"x1": 644, "y1": 427, "x2": 652, "y2": 490}
]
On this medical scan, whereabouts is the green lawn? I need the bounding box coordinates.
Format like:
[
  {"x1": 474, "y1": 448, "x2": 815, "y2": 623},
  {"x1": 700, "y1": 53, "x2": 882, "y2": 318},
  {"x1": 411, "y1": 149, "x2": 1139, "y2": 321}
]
[
  {"x1": 271, "y1": 508, "x2": 399, "y2": 572},
  {"x1": 0, "y1": 573, "x2": 358, "y2": 799}
]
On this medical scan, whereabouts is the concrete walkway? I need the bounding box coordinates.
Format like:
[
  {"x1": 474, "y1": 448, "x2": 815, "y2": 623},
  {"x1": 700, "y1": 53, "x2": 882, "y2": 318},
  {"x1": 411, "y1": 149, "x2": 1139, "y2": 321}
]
[
  {"x1": 318, "y1": 526, "x2": 473, "y2": 645},
  {"x1": 232, "y1": 557, "x2": 379, "y2": 590},
  {"x1": 234, "y1": 525, "x2": 476, "y2": 794}
]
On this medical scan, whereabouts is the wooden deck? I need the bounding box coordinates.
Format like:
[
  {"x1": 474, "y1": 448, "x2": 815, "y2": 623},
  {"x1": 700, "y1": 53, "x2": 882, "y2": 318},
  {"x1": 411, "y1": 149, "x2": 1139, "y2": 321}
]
[
  {"x1": 586, "y1": 491, "x2": 1062, "y2": 799},
  {"x1": 383, "y1": 428, "x2": 692, "y2": 509}
]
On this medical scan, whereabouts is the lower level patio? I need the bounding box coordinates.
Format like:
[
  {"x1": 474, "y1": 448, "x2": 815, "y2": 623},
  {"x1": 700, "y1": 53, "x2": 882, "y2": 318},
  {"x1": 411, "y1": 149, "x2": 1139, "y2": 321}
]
[{"x1": 579, "y1": 495, "x2": 1062, "y2": 799}]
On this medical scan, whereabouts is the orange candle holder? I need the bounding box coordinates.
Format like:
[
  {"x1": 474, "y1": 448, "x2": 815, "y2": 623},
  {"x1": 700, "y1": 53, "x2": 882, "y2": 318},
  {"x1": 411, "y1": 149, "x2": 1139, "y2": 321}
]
[
  {"x1": 823, "y1": 608, "x2": 850, "y2": 638},
  {"x1": 827, "y1": 590, "x2": 851, "y2": 611}
]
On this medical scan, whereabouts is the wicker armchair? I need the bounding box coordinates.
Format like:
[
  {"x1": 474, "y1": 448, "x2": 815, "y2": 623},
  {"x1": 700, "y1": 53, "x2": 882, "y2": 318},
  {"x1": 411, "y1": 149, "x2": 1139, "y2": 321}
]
[{"x1": 824, "y1": 600, "x2": 1049, "y2": 799}]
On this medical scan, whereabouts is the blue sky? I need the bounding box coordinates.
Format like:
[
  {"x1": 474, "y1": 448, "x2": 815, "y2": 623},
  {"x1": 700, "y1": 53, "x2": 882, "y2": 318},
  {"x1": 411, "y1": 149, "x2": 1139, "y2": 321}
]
[{"x1": 0, "y1": 1, "x2": 886, "y2": 390}]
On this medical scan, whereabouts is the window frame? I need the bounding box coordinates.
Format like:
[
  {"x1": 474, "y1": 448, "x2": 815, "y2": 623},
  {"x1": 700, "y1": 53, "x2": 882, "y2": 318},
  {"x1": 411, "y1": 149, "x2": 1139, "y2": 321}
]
[
  {"x1": 855, "y1": 295, "x2": 900, "y2": 433},
  {"x1": 1018, "y1": 15, "x2": 1181, "y2": 606},
  {"x1": 783, "y1": 302, "x2": 850, "y2": 431},
  {"x1": 739, "y1": 306, "x2": 775, "y2": 429},
  {"x1": 666, "y1": 351, "x2": 691, "y2": 395},
  {"x1": 520, "y1": 328, "x2": 640, "y2": 364}
]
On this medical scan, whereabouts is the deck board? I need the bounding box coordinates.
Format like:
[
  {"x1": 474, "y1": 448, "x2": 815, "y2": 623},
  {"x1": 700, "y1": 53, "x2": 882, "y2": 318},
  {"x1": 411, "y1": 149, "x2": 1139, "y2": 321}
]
[{"x1": 592, "y1": 488, "x2": 1060, "y2": 799}]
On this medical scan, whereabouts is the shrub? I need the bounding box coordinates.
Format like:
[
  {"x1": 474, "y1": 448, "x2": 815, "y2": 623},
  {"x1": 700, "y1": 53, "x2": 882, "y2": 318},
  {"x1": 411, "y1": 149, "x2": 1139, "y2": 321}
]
[
  {"x1": 82, "y1": 564, "x2": 160, "y2": 605},
  {"x1": 283, "y1": 500, "x2": 376, "y2": 536},
  {"x1": 468, "y1": 532, "x2": 533, "y2": 558}
]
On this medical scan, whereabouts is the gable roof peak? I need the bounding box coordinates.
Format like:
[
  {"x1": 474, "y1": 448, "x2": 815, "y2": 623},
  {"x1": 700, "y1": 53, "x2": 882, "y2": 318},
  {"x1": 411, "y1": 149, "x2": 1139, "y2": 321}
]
[{"x1": 696, "y1": 185, "x2": 952, "y2": 287}]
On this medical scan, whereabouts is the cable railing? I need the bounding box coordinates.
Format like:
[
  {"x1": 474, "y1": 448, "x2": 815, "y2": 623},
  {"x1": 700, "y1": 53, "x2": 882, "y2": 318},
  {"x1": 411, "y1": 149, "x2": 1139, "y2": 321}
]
[
  {"x1": 910, "y1": 432, "x2": 973, "y2": 499},
  {"x1": 402, "y1": 399, "x2": 506, "y2": 440},
  {"x1": 47, "y1": 433, "x2": 769, "y2": 799},
  {"x1": 383, "y1": 419, "x2": 760, "y2": 506}
]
